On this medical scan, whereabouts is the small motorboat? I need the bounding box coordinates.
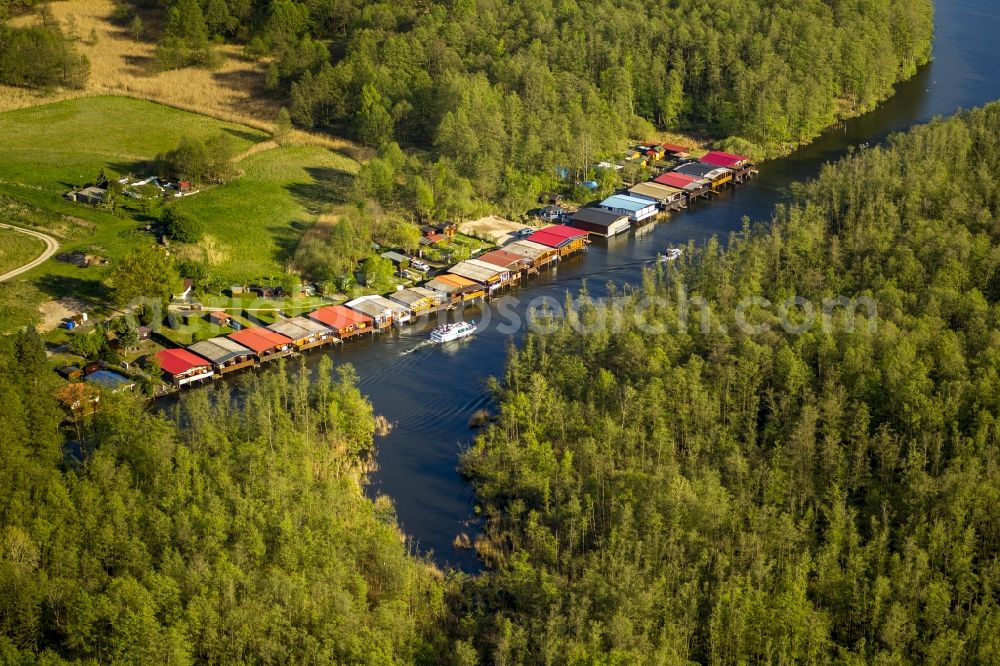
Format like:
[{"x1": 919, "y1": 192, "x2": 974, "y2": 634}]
[
  {"x1": 430, "y1": 320, "x2": 477, "y2": 343},
  {"x1": 660, "y1": 248, "x2": 683, "y2": 262}
]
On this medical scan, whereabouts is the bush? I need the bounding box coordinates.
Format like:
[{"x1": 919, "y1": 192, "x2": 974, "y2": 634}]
[
  {"x1": 161, "y1": 207, "x2": 204, "y2": 243},
  {"x1": 156, "y1": 134, "x2": 237, "y2": 184}
]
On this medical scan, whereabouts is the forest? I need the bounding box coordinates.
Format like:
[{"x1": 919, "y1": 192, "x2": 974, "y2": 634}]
[
  {"x1": 0, "y1": 334, "x2": 447, "y2": 663},
  {"x1": 142, "y1": 0, "x2": 933, "y2": 197},
  {"x1": 455, "y1": 103, "x2": 1000, "y2": 662},
  {"x1": 6, "y1": 100, "x2": 1000, "y2": 664}
]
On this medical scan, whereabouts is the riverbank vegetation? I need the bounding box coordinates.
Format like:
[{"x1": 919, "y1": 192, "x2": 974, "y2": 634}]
[
  {"x1": 457, "y1": 102, "x2": 1000, "y2": 662},
  {"x1": 0, "y1": 331, "x2": 447, "y2": 663}
]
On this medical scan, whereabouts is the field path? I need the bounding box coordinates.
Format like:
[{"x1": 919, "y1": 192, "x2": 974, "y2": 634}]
[{"x1": 0, "y1": 224, "x2": 59, "y2": 282}]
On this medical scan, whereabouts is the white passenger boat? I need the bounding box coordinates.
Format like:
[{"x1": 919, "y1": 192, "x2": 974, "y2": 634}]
[
  {"x1": 660, "y1": 248, "x2": 683, "y2": 262},
  {"x1": 430, "y1": 321, "x2": 477, "y2": 343}
]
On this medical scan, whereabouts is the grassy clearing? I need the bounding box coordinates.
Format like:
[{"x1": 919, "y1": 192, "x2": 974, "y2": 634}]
[
  {"x1": 0, "y1": 227, "x2": 45, "y2": 275},
  {"x1": 0, "y1": 96, "x2": 266, "y2": 193},
  {"x1": 171, "y1": 144, "x2": 358, "y2": 281},
  {"x1": 0, "y1": 0, "x2": 367, "y2": 161},
  {"x1": 0, "y1": 96, "x2": 358, "y2": 332},
  {"x1": 0, "y1": 95, "x2": 268, "y2": 314}
]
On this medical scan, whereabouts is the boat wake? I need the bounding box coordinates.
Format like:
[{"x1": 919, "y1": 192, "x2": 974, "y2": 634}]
[{"x1": 402, "y1": 340, "x2": 433, "y2": 355}]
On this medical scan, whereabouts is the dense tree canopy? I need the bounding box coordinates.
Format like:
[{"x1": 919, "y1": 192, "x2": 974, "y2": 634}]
[
  {"x1": 0, "y1": 337, "x2": 446, "y2": 663},
  {"x1": 456, "y1": 103, "x2": 1000, "y2": 662},
  {"x1": 146, "y1": 0, "x2": 932, "y2": 198},
  {"x1": 0, "y1": 15, "x2": 89, "y2": 90}
]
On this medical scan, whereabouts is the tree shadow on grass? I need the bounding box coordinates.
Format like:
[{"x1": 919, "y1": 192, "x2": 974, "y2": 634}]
[
  {"x1": 223, "y1": 126, "x2": 269, "y2": 144},
  {"x1": 213, "y1": 68, "x2": 268, "y2": 106},
  {"x1": 268, "y1": 219, "x2": 312, "y2": 266},
  {"x1": 122, "y1": 53, "x2": 159, "y2": 78},
  {"x1": 106, "y1": 159, "x2": 160, "y2": 180},
  {"x1": 34, "y1": 274, "x2": 112, "y2": 308},
  {"x1": 285, "y1": 167, "x2": 354, "y2": 214}
]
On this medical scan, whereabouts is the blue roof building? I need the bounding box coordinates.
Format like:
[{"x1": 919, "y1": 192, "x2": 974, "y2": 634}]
[{"x1": 599, "y1": 194, "x2": 659, "y2": 223}]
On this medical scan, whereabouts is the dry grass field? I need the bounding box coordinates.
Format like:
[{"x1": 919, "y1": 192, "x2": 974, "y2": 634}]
[{"x1": 0, "y1": 0, "x2": 367, "y2": 158}]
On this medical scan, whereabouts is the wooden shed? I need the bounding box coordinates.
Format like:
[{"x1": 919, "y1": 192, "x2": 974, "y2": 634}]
[{"x1": 308, "y1": 305, "x2": 375, "y2": 340}]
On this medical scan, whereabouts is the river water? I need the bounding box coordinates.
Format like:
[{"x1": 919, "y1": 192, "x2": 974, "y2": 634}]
[{"x1": 169, "y1": 0, "x2": 1000, "y2": 572}]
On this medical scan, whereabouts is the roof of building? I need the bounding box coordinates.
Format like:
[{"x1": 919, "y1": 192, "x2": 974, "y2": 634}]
[
  {"x1": 411, "y1": 286, "x2": 443, "y2": 301},
  {"x1": 525, "y1": 224, "x2": 589, "y2": 248},
  {"x1": 572, "y1": 207, "x2": 630, "y2": 227},
  {"x1": 478, "y1": 249, "x2": 532, "y2": 269},
  {"x1": 189, "y1": 337, "x2": 255, "y2": 364},
  {"x1": 419, "y1": 233, "x2": 447, "y2": 245},
  {"x1": 502, "y1": 239, "x2": 554, "y2": 260},
  {"x1": 156, "y1": 348, "x2": 212, "y2": 376},
  {"x1": 266, "y1": 316, "x2": 332, "y2": 341},
  {"x1": 381, "y1": 251, "x2": 410, "y2": 264},
  {"x1": 227, "y1": 327, "x2": 293, "y2": 353},
  {"x1": 448, "y1": 259, "x2": 509, "y2": 284},
  {"x1": 391, "y1": 288, "x2": 433, "y2": 307},
  {"x1": 85, "y1": 370, "x2": 134, "y2": 390},
  {"x1": 309, "y1": 305, "x2": 374, "y2": 329},
  {"x1": 660, "y1": 143, "x2": 689, "y2": 154},
  {"x1": 654, "y1": 172, "x2": 704, "y2": 190},
  {"x1": 628, "y1": 181, "x2": 684, "y2": 201},
  {"x1": 600, "y1": 194, "x2": 658, "y2": 213},
  {"x1": 675, "y1": 162, "x2": 731, "y2": 180},
  {"x1": 346, "y1": 295, "x2": 396, "y2": 319},
  {"x1": 426, "y1": 274, "x2": 481, "y2": 293},
  {"x1": 208, "y1": 310, "x2": 231, "y2": 320},
  {"x1": 699, "y1": 150, "x2": 749, "y2": 168}
]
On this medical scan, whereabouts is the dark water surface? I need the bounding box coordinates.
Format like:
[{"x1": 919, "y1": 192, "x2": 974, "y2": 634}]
[{"x1": 168, "y1": 0, "x2": 1000, "y2": 572}]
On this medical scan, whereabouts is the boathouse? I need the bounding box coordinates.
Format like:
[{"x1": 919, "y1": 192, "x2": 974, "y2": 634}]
[
  {"x1": 155, "y1": 348, "x2": 214, "y2": 386},
  {"x1": 627, "y1": 182, "x2": 686, "y2": 209},
  {"x1": 448, "y1": 260, "x2": 514, "y2": 293},
  {"x1": 699, "y1": 151, "x2": 750, "y2": 169},
  {"x1": 227, "y1": 327, "x2": 294, "y2": 363},
  {"x1": 674, "y1": 162, "x2": 733, "y2": 188},
  {"x1": 570, "y1": 207, "x2": 631, "y2": 237},
  {"x1": 308, "y1": 305, "x2": 375, "y2": 340},
  {"x1": 699, "y1": 151, "x2": 756, "y2": 181},
  {"x1": 599, "y1": 195, "x2": 659, "y2": 224},
  {"x1": 390, "y1": 287, "x2": 444, "y2": 316},
  {"x1": 524, "y1": 225, "x2": 589, "y2": 257},
  {"x1": 478, "y1": 249, "x2": 534, "y2": 273},
  {"x1": 346, "y1": 295, "x2": 399, "y2": 329},
  {"x1": 425, "y1": 274, "x2": 486, "y2": 304},
  {"x1": 266, "y1": 316, "x2": 336, "y2": 350},
  {"x1": 188, "y1": 337, "x2": 257, "y2": 375},
  {"x1": 503, "y1": 239, "x2": 559, "y2": 269}
]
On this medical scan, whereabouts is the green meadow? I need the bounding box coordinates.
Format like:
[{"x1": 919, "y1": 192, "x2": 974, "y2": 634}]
[
  {"x1": 0, "y1": 95, "x2": 358, "y2": 324},
  {"x1": 172, "y1": 143, "x2": 358, "y2": 281},
  {"x1": 0, "y1": 227, "x2": 44, "y2": 275}
]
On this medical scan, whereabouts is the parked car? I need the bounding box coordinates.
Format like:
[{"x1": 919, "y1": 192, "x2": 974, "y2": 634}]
[{"x1": 410, "y1": 259, "x2": 430, "y2": 272}]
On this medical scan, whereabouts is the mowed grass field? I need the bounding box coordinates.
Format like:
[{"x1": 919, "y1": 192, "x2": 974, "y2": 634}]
[
  {"x1": 0, "y1": 95, "x2": 358, "y2": 318},
  {"x1": 0, "y1": 227, "x2": 45, "y2": 275},
  {"x1": 172, "y1": 144, "x2": 358, "y2": 281},
  {"x1": 0, "y1": 95, "x2": 267, "y2": 192}
]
